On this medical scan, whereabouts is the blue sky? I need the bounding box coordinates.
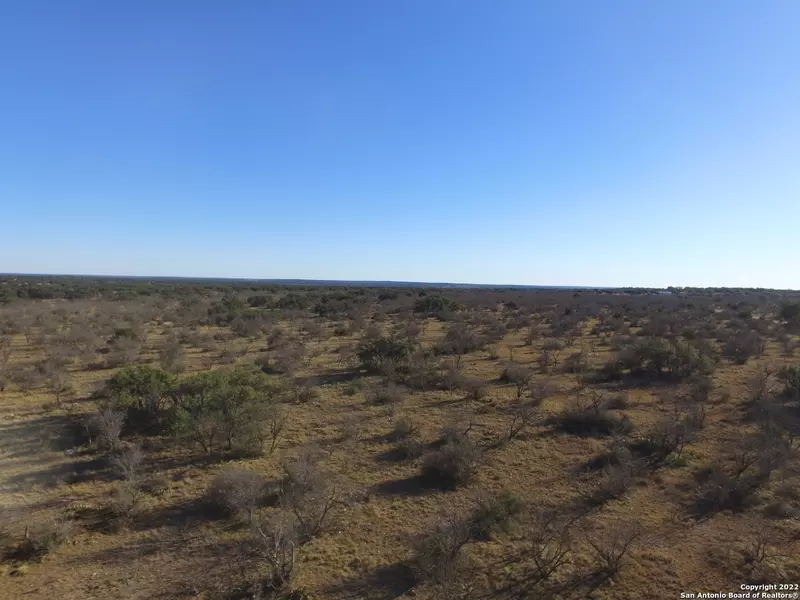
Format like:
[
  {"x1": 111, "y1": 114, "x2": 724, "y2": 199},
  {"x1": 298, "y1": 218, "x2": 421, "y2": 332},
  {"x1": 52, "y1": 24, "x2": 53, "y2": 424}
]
[{"x1": 2, "y1": 1, "x2": 799, "y2": 288}]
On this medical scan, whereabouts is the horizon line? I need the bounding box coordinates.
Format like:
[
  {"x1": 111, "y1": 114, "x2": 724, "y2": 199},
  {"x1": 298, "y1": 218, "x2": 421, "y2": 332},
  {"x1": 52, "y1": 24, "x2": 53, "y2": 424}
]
[{"x1": 1, "y1": 272, "x2": 798, "y2": 292}]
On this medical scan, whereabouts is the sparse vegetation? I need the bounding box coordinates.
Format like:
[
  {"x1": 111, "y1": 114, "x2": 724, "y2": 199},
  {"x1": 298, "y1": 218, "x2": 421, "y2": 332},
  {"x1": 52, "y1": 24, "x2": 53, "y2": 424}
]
[
  {"x1": 467, "y1": 489, "x2": 524, "y2": 540},
  {"x1": 2, "y1": 278, "x2": 800, "y2": 599},
  {"x1": 174, "y1": 366, "x2": 284, "y2": 456},
  {"x1": 207, "y1": 468, "x2": 269, "y2": 521},
  {"x1": 555, "y1": 392, "x2": 633, "y2": 437},
  {"x1": 586, "y1": 522, "x2": 642, "y2": 579},
  {"x1": 422, "y1": 436, "x2": 482, "y2": 488},
  {"x1": 279, "y1": 446, "x2": 343, "y2": 541},
  {"x1": 410, "y1": 510, "x2": 472, "y2": 589}
]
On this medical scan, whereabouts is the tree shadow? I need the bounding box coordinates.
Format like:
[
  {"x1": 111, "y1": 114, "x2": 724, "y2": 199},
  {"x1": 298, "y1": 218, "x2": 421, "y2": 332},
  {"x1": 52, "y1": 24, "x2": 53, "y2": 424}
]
[
  {"x1": 0, "y1": 413, "x2": 88, "y2": 459},
  {"x1": 138, "y1": 448, "x2": 217, "y2": 477},
  {"x1": 362, "y1": 431, "x2": 396, "y2": 444},
  {"x1": 493, "y1": 565, "x2": 613, "y2": 600},
  {"x1": 128, "y1": 497, "x2": 221, "y2": 532},
  {"x1": 423, "y1": 396, "x2": 469, "y2": 409},
  {"x1": 375, "y1": 436, "x2": 441, "y2": 462},
  {"x1": 322, "y1": 562, "x2": 416, "y2": 600},
  {"x1": 553, "y1": 569, "x2": 615, "y2": 599},
  {"x1": 3, "y1": 455, "x2": 112, "y2": 490},
  {"x1": 373, "y1": 474, "x2": 435, "y2": 497},
  {"x1": 604, "y1": 375, "x2": 679, "y2": 392},
  {"x1": 67, "y1": 392, "x2": 104, "y2": 405},
  {"x1": 63, "y1": 527, "x2": 244, "y2": 598},
  {"x1": 299, "y1": 369, "x2": 362, "y2": 387},
  {"x1": 375, "y1": 446, "x2": 414, "y2": 463},
  {"x1": 77, "y1": 505, "x2": 127, "y2": 534}
]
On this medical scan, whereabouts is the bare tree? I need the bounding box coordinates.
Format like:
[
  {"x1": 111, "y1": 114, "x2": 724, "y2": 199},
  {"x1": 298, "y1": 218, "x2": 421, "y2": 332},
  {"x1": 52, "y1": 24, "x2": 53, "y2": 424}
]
[
  {"x1": 111, "y1": 443, "x2": 145, "y2": 518},
  {"x1": 159, "y1": 336, "x2": 187, "y2": 374},
  {"x1": 265, "y1": 404, "x2": 289, "y2": 455},
  {"x1": 500, "y1": 363, "x2": 533, "y2": 401},
  {"x1": 528, "y1": 380, "x2": 554, "y2": 406},
  {"x1": 440, "y1": 358, "x2": 465, "y2": 391},
  {"x1": 440, "y1": 412, "x2": 476, "y2": 445},
  {"x1": 112, "y1": 443, "x2": 145, "y2": 483},
  {"x1": 638, "y1": 408, "x2": 698, "y2": 466},
  {"x1": 410, "y1": 510, "x2": 473, "y2": 588},
  {"x1": 280, "y1": 447, "x2": 341, "y2": 540},
  {"x1": 507, "y1": 401, "x2": 538, "y2": 442},
  {"x1": 13, "y1": 368, "x2": 42, "y2": 395},
  {"x1": 301, "y1": 319, "x2": 325, "y2": 340},
  {"x1": 251, "y1": 512, "x2": 298, "y2": 593},
  {"x1": 585, "y1": 522, "x2": 642, "y2": 578},
  {"x1": 527, "y1": 508, "x2": 574, "y2": 581},
  {"x1": 585, "y1": 460, "x2": 640, "y2": 506},
  {"x1": 87, "y1": 407, "x2": 125, "y2": 451},
  {"x1": 47, "y1": 367, "x2": 73, "y2": 406},
  {"x1": 106, "y1": 336, "x2": 141, "y2": 368},
  {"x1": 334, "y1": 343, "x2": 356, "y2": 370},
  {"x1": 748, "y1": 365, "x2": 778, "y2": 405},
  {"x1": 208, "y1": 468, "x2": 268, "y2": 522}
]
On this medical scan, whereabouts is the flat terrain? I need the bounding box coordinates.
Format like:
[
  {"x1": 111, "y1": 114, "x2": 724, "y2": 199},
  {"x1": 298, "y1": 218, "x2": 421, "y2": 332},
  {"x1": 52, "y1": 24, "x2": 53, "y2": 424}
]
[{"x1": 1, "y1": 278, "x2": 799, "y2": 599}]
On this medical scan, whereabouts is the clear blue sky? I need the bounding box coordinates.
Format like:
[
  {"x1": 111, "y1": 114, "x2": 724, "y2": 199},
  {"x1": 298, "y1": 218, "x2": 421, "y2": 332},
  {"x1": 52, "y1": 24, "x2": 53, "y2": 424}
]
[{"x1": 2, "y1": 1, "x2": 799, "y2": 288}]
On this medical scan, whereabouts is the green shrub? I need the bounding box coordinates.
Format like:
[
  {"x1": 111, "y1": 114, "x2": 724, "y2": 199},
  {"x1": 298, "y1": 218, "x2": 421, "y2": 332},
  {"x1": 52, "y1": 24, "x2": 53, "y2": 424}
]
[
  {"x1": 356, "y1": 337, "x2": 416, "y2": 374},
  {"x1": 175, "y1": 366, "x2": 283, "y2": 456},
  {"x1": 413, "y1": 294, "x2": 460, "y2": 316},
  {"x1": 468, "y1": 490, "x2": 524, "y2": 540},
  {"x1": 107, "y1": 365, "x2": 176, "y2": 433},
  {"x1": 422, "y1": 438, "x2": 481, "y2": 489},
  {"x1": 612, "y1": 338, "x2": 715, "y2": 382}
]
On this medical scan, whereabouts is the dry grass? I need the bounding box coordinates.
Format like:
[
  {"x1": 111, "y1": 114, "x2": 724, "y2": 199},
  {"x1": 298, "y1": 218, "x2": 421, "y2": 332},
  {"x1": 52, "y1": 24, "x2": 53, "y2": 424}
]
[{"x1": 0, "y1": 293, "x2": 799, "y2": 600}]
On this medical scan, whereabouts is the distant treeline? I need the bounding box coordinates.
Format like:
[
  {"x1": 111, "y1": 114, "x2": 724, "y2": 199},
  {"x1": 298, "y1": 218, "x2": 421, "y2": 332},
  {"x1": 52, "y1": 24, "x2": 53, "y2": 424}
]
[{"x1": 0, "y1": 273, "x2": 796, "y2": 305}]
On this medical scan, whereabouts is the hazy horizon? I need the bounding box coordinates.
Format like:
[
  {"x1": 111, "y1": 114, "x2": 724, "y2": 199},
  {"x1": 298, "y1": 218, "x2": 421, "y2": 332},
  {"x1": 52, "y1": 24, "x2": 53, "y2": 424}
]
[
  {"x1": 2, "y1": 2, "x2": 799, "y2": 288},
  {"x1": 4, "y1": 271, "x2": 798, "y2": 292}
]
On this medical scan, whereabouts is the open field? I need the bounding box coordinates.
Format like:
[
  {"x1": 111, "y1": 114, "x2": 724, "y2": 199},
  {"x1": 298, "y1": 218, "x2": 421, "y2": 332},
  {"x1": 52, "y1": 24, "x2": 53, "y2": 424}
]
[{"x1": 1, "y1": 276, "x2": 799, "y2": 600}]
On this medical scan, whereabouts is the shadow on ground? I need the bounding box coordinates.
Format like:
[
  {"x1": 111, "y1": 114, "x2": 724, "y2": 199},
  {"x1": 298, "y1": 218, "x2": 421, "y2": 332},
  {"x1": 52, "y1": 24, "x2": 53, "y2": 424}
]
[
  {"x1": 322, "y1": 562, "x2": 416, "y2": 600},
  {"x1": 2, "y1": 455, "x2": 111, "y2": 491},
  {"x1": 0, "y1": 413, "x2": 88, "y2": 459},
  {"x1": 373, "y1": 474, "x2": 437, "y2": 497}
]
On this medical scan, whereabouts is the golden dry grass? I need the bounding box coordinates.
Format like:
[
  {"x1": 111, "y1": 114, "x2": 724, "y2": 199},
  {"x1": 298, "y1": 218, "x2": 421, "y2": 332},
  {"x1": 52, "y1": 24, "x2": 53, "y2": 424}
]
[{"x1": 0, "y1": 304, "x2": 799, "y2": 600}]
